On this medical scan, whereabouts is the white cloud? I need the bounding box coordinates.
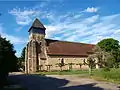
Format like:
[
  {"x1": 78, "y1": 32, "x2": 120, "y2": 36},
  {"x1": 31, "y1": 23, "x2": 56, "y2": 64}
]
[
  {"x1": 81, "y1": 15, "x2": 99, "y2": 24},
  {"x1": 8, "y1": 4, "x2": 120, "y2": 44},
  {"x1": 45, "y1": 14, "x2": 99, "y2": 40},
  {"x1": 114, "y1": 29, "x2": 120, "y2": 34},
  {"x1": 2, "y1": 34, "x2": 26, "y2": 44},
  {"x1": 9, "y1": 1, "x2": 51, "y2": 26},
  {"x1": 9, "y1": 8, "x2": 40, "y2": 25},
  {"x1": 73, "y1": 14, "x2": 82, "y2": 19},
  {"x1": 15, "y1": 26, "x2": 23, "y2": 32},
  {"x1": 44, "y1": 12, "x2": 120, "y2": 44},
  {"x1": 84, "y1": 7, "x2": 99, "y2": 13},
  {"x1": 0, "y1": 24, "x2": 26, "y2": 44}
]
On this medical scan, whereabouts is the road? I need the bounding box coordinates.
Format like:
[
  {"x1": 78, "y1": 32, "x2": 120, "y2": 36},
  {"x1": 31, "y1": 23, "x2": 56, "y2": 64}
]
[{"x1": 9, "y1": 73, "x2": 120, "y2": 90}]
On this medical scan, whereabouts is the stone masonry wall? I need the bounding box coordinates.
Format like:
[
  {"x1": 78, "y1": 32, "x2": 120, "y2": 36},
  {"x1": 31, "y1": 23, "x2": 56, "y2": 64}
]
[{"x1": 44, "y1": 56, "x2": 89, "y2": 71}]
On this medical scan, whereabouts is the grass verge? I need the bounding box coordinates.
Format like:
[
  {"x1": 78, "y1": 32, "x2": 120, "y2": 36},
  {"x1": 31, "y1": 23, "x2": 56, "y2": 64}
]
[
  {"x1": 39, "y1": 70, "x2": 89, "y2": 75},
  {"x1": 91, "y1": 68, "x2": 120, "y2": 84},
  {"x1": 38, "y1": 68, "x2": 120, "y2": 84}
]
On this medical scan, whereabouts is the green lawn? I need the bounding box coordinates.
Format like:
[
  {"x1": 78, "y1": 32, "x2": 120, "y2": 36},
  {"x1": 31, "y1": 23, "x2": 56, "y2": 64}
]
[
  {"x1": 39, "y1": 68, "x2": 120, "y2": 84},
  {"x1": 91, "y1": 68, "x2": 120, "y2": 84},
  {"x1": 39, "y1": 70, "x2": 89, "y2": 75}
]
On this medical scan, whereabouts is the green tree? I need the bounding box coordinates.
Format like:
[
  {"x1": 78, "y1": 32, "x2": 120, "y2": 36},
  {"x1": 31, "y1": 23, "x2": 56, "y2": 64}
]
[
  {"x1": 17, "y1": 47, "x2": 26, "y2": 71},
  {"x1": 93, "y1": 46, "x2": 103, "y2": 68},
  {"x1": 20, "y1": 47, "x2": 25, "y2": 62},
  {"x1": 97, "y1": 38, "x2": 119, "y2": 52},
  {"x1": 68, "y1": 63, "x2": 74, "y2": 70},
  {"x1": 56, "y1": 62, "x2": 65, "y2": 71},
  {"x1": 97, "y1": 38, "x2": 120, "y2": 68},
  {"x1": 93, "y1": 45, "x2": 114, "y2": 68},
  {"x1": 76, "y1": 63, "x2": 82, "y2": 70},
  {"x1": 0, "y1": 36, "x2": 17, "y2": 88},
  {"x1": 86, "y1": 55, "x2": 96, "y2": 75}
]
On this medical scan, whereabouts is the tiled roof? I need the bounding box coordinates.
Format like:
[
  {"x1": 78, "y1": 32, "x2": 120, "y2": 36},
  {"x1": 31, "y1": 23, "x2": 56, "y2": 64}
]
[
  {"x1": 45, "y1": 39, "x2": 95, "y2": 57},
  {"x1": 28, "y1": 18, "x2": 46, "y2": 32}
]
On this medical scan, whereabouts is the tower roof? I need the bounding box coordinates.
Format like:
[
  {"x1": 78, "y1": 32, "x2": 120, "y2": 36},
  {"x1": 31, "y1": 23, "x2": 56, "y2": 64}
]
[{"x1": 28, "y1": 18, "x2": 46, "y2": 32}]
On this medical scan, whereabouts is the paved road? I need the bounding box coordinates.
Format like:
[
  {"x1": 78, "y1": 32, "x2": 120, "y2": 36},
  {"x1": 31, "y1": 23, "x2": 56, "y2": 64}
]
[{"x1": 9, "y1": 73, "x2": 120, "y2": 90}]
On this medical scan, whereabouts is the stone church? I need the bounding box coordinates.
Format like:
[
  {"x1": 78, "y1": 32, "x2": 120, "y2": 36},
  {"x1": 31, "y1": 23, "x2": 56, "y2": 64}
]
[{"x1": 25, "y1": 18, "x2": 95, "y2": 73}]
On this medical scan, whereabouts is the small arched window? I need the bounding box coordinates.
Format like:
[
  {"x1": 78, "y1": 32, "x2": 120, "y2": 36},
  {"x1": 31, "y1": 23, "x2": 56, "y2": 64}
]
[
  {"x1": 83, "y1": 59, "x2": 86, "y2": 65},
  {"x1": 61, "y1": 58, "x2": 64, "y2": 64}
]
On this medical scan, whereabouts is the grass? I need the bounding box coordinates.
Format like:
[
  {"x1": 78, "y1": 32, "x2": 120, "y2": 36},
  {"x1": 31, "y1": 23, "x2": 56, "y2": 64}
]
[
  {"x1": 91, "y1": 68, "x2": 120, "y2": 84},
  {"x1": 39, "y1": 70, "x2": 89, "y2": 75},
  {"x1": 39, "y1": 68, "x2": 120, "y2": 84}
]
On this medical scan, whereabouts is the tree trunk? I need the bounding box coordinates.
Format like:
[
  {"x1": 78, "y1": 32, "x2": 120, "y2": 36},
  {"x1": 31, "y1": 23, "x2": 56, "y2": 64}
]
[
  {"x1": 79, "y1": 65, "x2": 82, "y2": 70},
  {"x1": 60, "y1": 67, "x2": 62, "y2": 71},
  {"x1": 89, "y1": 66, "x2": 92, "y2": 75}
]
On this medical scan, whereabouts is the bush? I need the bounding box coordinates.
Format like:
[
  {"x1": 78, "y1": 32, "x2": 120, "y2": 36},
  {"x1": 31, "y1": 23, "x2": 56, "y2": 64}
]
[
  {"x1": 0, "y1": 36, "x2": 17, "y2": 88},
  {"x1": 102, "y1": 67, "x2": 110, "y2": 72}
]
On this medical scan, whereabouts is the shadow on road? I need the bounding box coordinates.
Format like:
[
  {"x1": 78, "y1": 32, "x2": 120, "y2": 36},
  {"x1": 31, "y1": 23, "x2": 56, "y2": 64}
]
[{"x1": 9, "y1": 74, "x2": 104, "y2": 90}]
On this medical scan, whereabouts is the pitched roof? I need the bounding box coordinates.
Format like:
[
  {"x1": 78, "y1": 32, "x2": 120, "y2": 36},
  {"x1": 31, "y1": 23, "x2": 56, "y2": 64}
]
[
  {"x1": 45, "y1": 39, "x2": 95, "y2": 57},
  {"x1": 28, "y1": 18, "x2": 46, "y2": 32}
]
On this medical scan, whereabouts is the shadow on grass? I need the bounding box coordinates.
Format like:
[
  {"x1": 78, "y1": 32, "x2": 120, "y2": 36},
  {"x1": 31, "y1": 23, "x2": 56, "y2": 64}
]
[{"x1": 9, "y1": 74, "x2": 104, "y2": 90}]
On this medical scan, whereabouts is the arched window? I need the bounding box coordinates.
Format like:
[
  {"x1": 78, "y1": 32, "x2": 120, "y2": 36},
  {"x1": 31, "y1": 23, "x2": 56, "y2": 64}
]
[
  {"x1": 83, "y1": 59, "x2": 86, "y2": 65},
  {"x1": 61, "y1": 58, "x2": 64, "y2": 64}
]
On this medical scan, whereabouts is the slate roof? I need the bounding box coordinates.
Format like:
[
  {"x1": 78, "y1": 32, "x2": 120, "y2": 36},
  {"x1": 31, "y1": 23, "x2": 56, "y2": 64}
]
[
  {"x1": 45, "y1": 39, "x2": 95, "y2": 57},
  {"x1": 28, "y1": 18, "x2": 46, "y2": 32}
]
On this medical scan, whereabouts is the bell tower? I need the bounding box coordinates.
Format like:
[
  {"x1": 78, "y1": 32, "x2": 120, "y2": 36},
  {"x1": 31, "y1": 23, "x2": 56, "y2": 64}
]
[
  {"x1": 28, "y1": 18, "x2": 46, "y2": 42},
  {"x1": 25, "y1": 18, "x2": 46, "y2": 73}
]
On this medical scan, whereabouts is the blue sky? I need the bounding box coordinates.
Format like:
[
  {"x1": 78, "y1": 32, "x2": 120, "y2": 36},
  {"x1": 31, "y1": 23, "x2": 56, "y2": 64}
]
[{"x1": 0, "y1": 0, "x2": 120, "y2": 56}]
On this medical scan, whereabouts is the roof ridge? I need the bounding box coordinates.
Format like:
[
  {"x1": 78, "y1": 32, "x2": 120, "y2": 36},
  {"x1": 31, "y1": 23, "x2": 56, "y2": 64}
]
[{"x1": 45, "y1": 38, "x2": 95, "y2": 45}]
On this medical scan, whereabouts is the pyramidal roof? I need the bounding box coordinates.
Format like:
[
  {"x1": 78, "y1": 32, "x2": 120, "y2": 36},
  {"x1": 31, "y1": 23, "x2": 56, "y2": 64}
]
[{"x1": 28, "y1": 18, "x2": 46, "y2": 32}]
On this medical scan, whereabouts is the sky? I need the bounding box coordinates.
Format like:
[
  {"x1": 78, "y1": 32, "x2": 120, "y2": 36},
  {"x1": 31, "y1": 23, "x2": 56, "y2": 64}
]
[{"x1": 0, "y1": 0, "x2": 120, "y2": 56}]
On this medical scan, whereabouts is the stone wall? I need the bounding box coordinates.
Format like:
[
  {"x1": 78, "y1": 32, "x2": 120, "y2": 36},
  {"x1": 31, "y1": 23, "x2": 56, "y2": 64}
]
[
  {"x1": 25, "y1": 40, "x2": 38, "y2": 73},
  {"x1": 44, "y1": 55, "x2": 89, "y2": 71}
]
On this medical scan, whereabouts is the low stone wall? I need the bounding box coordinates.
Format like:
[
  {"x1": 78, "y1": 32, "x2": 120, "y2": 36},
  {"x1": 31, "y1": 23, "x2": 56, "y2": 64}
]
[
  {"x1": 42, "y1": 56, "x2": 89, "y2": 71},
  {"x1": 38, "y1": 64, "x2": 89, "y2": 71}
]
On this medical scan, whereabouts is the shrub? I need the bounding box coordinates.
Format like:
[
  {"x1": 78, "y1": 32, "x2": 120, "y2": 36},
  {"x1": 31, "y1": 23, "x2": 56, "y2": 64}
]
[{"x1": 102, "y1": 67, "x2": 110, "y2": 72}]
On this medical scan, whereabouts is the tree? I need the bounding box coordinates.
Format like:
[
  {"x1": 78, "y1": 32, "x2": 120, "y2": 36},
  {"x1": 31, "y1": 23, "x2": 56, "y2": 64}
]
[
  {"x1": 20, "y1": 47, "x2": 25, "y2": 62},
  {"x1": 86, "y1": 55, "x2": 96, "y2": 75},
  {"x1": 0, "y1": 36, "x2": 17, "y2": 88},
  {"x1": 93, "y1": 45, "x2": 114, "y2": 68},
  {"x1": 76, "y1": 63, "x2": 82, "y2": 70},
  {"x1": 97, "y1": 38, "x2": 119, "y2": 52},
  {"x1": 93, "y1": 46, "x2": 103, "y2": 68},
  {"x1": 56, "y1": 58, "x2": 65, "y2": 71},
  {"x1": 97, "y1": 38, "x2": 120, "y2": 68},
  {"x1": 17, "y1": 47, "x2": 26, "y2": 71},
  {"x1": 68, "y1": 63, "x2": 74, "y2": 70},
  {"x1": 17, "y1": 57, "x2": 24, "y2": 71},
  {"x1": 46, "y1": 65, "x2": 52, "y2": 71},
  {"x1": 56, "y1": 63, "x2": 63, "y2": 71}
]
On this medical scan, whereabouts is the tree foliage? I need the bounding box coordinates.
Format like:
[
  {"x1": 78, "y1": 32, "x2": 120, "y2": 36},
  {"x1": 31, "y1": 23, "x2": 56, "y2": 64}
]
[
  {"x1": 17, "y1": 47, "x2": 26, "y2": 71},
  {"x1": 97, "y1": 38, "x2": 119, "y2": 52},
  {"x1": 93, "y1": 46, "x2": 114, "y2": 68},
  {"x1": 20, "y1": 47, "x2": 25, "y2": 61},
  {"x1": 87, "y1": 55, "x2": 96, "y2": 75},
  {"x1": 0, "y1": 36, "x2": 17, "y2": 72},
  {"x1": 0, "y1": 36, "x2": 17, "y2": 88},
  {"x1": 97, "y1": 38, "x2": 120, "y2": 68}
]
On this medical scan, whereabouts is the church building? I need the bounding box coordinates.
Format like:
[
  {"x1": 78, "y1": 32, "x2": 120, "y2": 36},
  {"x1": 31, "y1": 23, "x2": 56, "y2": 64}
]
[{"x1": 25, "y1": 18, "x2": 95, "y2": 73}]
